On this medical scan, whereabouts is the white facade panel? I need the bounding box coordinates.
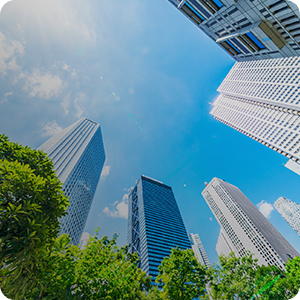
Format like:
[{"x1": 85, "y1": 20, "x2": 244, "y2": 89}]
[
  {"x1": 216, "y1": 227, "x2": 235, "y2": 257},
  {"x1": 202, "y1": 178, "x2": 299, "y2": 270},
  {"x1": 211, "y1": 56, "x2": 300, "y2": 174}
]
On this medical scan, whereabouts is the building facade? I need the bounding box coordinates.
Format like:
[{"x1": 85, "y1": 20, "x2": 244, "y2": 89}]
[
  {"x1": 216, "y1": 227, "x2": 235, "y2": 256},
  {"x1": 275, "y1": 196, "x2": 300, "y2": 236},
  {"x1": 38, "y1": 117, "x2": 105, "y2": 245},
  {"x1": 188, "y1": 233, "x2": 211, "y2": 267},
  {"x1": 168, "y1": 0, "x2": 300, "y2": 61},
  {"x1": 210, "y1": 56, "x2": 300, "y2": 174},
  {"x1": 127, "y1": 175, "x2": 191, "y2": 283},
  {"x1": 202, "y1": 178, "x2": 299, "y2": 270}
]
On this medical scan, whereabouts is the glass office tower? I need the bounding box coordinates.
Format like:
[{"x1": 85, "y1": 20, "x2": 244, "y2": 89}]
[
  {"x1": 275, "y1": 196, "x2": 300, "y2": 237},
  {"x1": 127, "y1": 175, "x2": 191, "y2": 283},
  {"x1": 202, "y1": 178, "x2": 299, "y2": 270},
  {"x1": 38, "y1": 117, "x2": 105, "y2": 245},
  {"x1": 167, "y1": 0, "x2": 300, "y2": 61}
]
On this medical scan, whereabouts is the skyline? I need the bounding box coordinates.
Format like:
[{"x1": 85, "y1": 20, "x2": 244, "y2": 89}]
[{"x1": 1, "y1": 0, "x2": 300, "y2": 266}]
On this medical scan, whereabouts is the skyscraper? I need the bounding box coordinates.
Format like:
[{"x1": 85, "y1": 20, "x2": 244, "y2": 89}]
[
  {"x1": 275, "y1": 196, "x2": 300, "y2": 237},
  {"x1": 210, "y1": 55, "x2": 300, "y2": 175},
  {"x1": 167, "y1": 0, "x2": 300, "y2": 61},
  {"x1": 216, "y1": 227, "x2": 234, "y2": 257},
  {"x1": 188, "y1": 233, "x2": 211, "y2": 267},
  {"x1": 202, "y1": 178, "x2": 299, "y2": 270},
  {"x1": 38, "y1": 117, "x2": 105, "y2": 245},
  {"x1": 127, "y1": 175, "x2": 191, "y2": 283}
]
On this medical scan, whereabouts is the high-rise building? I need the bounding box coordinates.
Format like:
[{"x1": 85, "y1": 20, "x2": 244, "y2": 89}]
[
  {"x1": 38, "y1": 117, "x2": 105, "y2": 245},
  {"x1": 210, "y1": 55, "x2": 300, "y2": 175},
  {"x1": 167, "y1": 0, "x2": 300, "y2": 61},
  {"x1": 188, "y1": 233, "x2": 211, "y2": 267},
  {"x1": 202, "y1": 178, "x2": 299, "y2": 270},
  {"x1": 127, "y1": 175, "x2": 191, "y2": 283},
  {"x1": 216, "y1": 227, "x2": 234, "y2": 257},
  {"x1": 275, "y1": 196, "x2": 300, "y2": 236}
]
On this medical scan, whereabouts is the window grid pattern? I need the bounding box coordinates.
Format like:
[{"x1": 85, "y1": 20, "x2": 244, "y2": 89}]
[
  {"x1": 211, "y1": 95, "x2": 300, "y2": 162},
  {"x1": 188, "y1": 233, "x2": 211, "y2": 267},
  {"x1": 38, "y1": 118, "x2": 105, "y2": 245},
  {"x1": 218, "y1": 56, "x2": 300, "y2": 107},
  {"x1": 202, "y1": 178, "x2": 299, "y2": 270},
  {"x1": 128, "y1": 176, "x2": 191, "y2": 284},
  {"x1": 212, "y1": 180, "x2": 285, "y2": 270},
  {"x1": 275, "y1": 197, "x2": 300, "y2": 237},
  {"x1": 168, "y1": 0, "x2": 300, "y2": 61}
]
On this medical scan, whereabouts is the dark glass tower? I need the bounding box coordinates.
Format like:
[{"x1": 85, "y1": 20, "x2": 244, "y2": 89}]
[
  {"x1": 38, "y1": 117, "x2": 105, "y2": 245},
  {"x1": 127, "y1": 175, "x2": 191, "y2": 283}
]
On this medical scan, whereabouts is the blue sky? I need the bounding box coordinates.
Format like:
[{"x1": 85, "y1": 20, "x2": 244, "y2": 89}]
[{"x1": 1, "y1": 0, "x2": 300, "y2": 265}]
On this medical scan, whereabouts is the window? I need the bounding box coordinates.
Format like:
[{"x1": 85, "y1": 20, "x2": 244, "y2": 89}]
[
  {"x1": 227, "y1": 40, "x2": 241, "y2": 53},
  {"x1": 220, "y1": 41, "x2": 241, "y2": 56},
  {"x1": 181, "y1": 2, "x2": 205, "y2": 25},
  {"x1": 199, "y1": 0, "x2": 224, "y2": 13},
  {"x1": 244, "y1": 32, "x2": 266, "y2": 50},
  {"x1": 211, "y1": 0, "x2": 223, "y2": 8}
]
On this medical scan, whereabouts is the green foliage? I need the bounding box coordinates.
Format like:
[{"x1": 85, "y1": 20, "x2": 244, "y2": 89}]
[
  {"x1": 23, "y1": 228, "x2": 151, "y2": 300},
  {"x1": 156, "y1": 248, "x2": 208, "y2": 300},
  {"x1": 73, "y1": 228, "x2": 151, "y2": 299},
  {"x1": 23, "y1": 234, "x2": 79, "y2": 300},
  {"x1": 0, "y1": 134, "x2": 69, "y2": 299},
  {"x1": 284, "y1": 256, "x2": 300, "y2": 297},
  {"x1": 208, "y1": 252, "x2": 300, "y2": 300},
  {"x1": 207, "y1": 251, "x2": 259, "y2": 300}
]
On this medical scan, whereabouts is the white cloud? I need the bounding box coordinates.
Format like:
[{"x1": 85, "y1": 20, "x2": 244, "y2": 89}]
[
  {"x1": 101, "y1": 165, "x2": 111, "y2": 180},
  {"x1": 10, "y1": 0, "x2": 97, "y2": 46},
  {"x1": 102, "y1": 188, "x2": 133, "y2": 219},
  {"x1": 21, "y1": 69, "x2": 64, "y2": 99},
  {"x1": 16, "y1": 24, "x2": 25, "y2": 34},
  {"x1": 74, "y1": 92, "x2": 88, "y2": 118},
  {"x1": 256, "y1": 200, "x2": 274, "y2": 219},
  {"x1": 60, "y1": 93, "x2": 70, "y2": 116},
  {"x1": 1, "y1": 92, "x2": 13, "y2": 104},
  {"x1": 54, "y1": 61, "x2": 77, "y2": 77},
  {"x1": 71, "y1": 69, "x2": 77, "y2": 77},
  {"x1": 41, "y1": 120, "x2": 63, "y2": 137},
  {"x1": 0, "y1": 31, "x2": 24, "y2": 75},
  {"x1": 62, "y1": 62, "x2": 71, "y2": 71}
]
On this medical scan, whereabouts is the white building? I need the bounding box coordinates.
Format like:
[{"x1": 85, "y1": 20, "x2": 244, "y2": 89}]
[
  {"x1": 275, "y1": 196, "x2": 300, "y2": 237},
  {"x1": 210, "y1": 55, "x2": 300, "y2": 175},
  {"x1": 202, "y1": 178, "x2": 299, "y2": 270},
  {"x1": 216, "y1": 227, "x2": 234, "y2": 257},
  {"x1": 188, "y1": 233, "x2": 211, "y2": 267},
  {"x1": 167, "y1": 0, "x2": 300, "y2": 61}
]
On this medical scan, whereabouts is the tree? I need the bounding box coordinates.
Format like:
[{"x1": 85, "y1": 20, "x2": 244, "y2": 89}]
[
  {"x1": 0, "y1": 134, "x2": 69, "y2": 299},
  {"x1": 156, "y1": 248, "x2": 208, "y2": 300},
  {"x1": 24, "y1": 228, "x2": 152, "y2": 300},
  {"x1": 207, "y1": 251, "x2": 259, "y2": 300},
  {"x1": 73, "y1": 229, "x2": 151, "y2": 299},
  {"x1": 23, "y1": 234, "x2": 79, "y2": 300},
  {"x1": 257, "y1": 257, "x2": 300, "y2": 300},
  {"x1": 241, "y1": 264, "x2": 284, "y2": 300}
]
